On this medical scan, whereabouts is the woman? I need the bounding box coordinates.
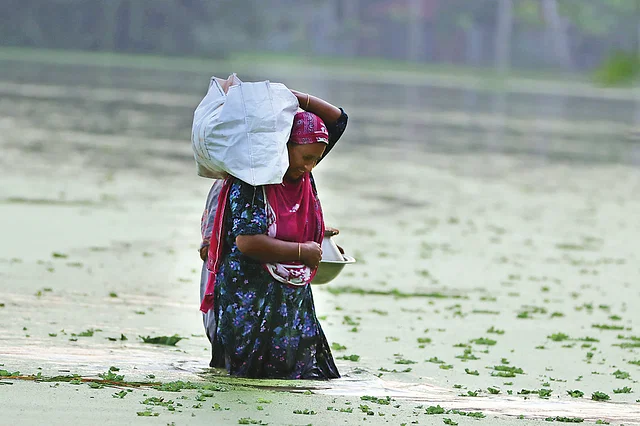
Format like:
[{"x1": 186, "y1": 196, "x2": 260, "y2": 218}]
[{"x1": 199, "y1": 91, "x2": 347, "y2": 379}]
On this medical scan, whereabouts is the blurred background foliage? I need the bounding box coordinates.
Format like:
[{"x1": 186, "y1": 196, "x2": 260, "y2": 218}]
[{"x1": 1, "y1": 0, "x2": 638, "y2": 84}]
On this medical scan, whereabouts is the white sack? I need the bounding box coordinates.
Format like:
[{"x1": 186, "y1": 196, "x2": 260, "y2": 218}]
[{"x1": 191, "y1": 74, "x2": 298, "y2": 186}]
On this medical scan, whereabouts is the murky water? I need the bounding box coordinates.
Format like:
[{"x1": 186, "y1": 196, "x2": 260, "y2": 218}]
[
  {"x1": 1, "y1": 58, "x2": 637, "y2": 167},
  {"x1": 2, "y1": 57, "x2": 640, "y2": 424}
]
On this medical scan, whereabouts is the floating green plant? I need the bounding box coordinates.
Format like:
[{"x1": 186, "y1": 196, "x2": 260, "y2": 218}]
[
  {"x1": 425, "y1": 405, "x2": 445, "y2": 414},
  {"x1": 591, "y1": 391, "x2": 610, "y2": 401},
  {"x1": 140, "y1": 335, "x2": 184, "y2": 346},
  {"x1": 470, "y1": 337, "x2": 496, "y2": 346},
  {"x1": 567, "y1": 390, "x2": 584, "y2": 398}
]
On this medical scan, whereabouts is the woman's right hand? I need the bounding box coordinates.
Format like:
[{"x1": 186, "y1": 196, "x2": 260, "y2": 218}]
[{"x1": 299, "y1": 241, "x2": 322, "y2": 268}]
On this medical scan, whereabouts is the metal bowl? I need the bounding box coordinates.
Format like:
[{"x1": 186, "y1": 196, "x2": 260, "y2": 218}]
[{"x1": 312, "y1": 255, "x2": 356, "y2": 285}]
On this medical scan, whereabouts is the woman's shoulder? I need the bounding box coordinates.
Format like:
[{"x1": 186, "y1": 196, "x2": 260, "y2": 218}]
[
  {"x1": 228, "y1": 178, "x2": 265, "y2": 203},
  {"x1": 229, "y1": 177, "x2": 262, "y2": 190}
]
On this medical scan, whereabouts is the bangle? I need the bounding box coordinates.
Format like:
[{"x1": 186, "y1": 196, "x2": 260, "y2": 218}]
[
  {"x1": 304, "y1": 93, "x2": 310, "y2": 110},
  {"x1": 297, "y1": 243, "x2": 301, "y2": 260}
]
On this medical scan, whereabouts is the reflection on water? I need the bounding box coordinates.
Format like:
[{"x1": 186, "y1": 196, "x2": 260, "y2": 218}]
[{"x1": 0, "y1": 59, "x2": 638, "y2": 170}]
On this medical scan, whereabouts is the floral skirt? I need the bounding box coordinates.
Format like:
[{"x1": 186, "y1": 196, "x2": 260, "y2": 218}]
[{"x1": 209, "y1": 258, "x2": 339, "y2": 380}]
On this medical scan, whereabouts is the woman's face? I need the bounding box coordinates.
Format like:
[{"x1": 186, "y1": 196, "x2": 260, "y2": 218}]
[{"x1": 285, "y1": 143, "x2": 326, "y2": 181}]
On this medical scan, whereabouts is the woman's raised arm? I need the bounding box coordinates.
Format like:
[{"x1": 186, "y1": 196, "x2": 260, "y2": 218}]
[{"x1": 291, "y1": 89, "x2": 342, "y2": 125}]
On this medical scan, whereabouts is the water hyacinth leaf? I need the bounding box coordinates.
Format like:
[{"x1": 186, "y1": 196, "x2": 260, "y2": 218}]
[
  {"x1": 470, "y1": 337, "x2": 496, "y2": 346},
  {"x1": 140, "y1": 335, "x2": 184, "y2": 346},
  {"x1": 548, "y1": 333, "x2": 570, "y2": 342},
  {"x1": 339, "y1": 354, "x2": 360, "y2": 362},
  {"x1": 612, "y1": 370, "x2": 630, "y2": 380},
  {"x1": 331, "y1": 342, "x2": 346, "y2": 351},
  {"x1": 425, "y1": 405, "x2": 445, "y2": 414},
  {"x1": 591, "y1": 391, "x2": 610, "y2": 401}
]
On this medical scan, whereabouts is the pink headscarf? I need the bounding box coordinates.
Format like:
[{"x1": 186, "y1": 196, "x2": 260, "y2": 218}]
[{"x1": 289, "y1": 112, "x2": 329, "y2": 145}]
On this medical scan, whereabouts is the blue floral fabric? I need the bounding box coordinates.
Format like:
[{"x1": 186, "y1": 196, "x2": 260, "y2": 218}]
[{"x1": 209, "y1": 178, "x2": 339, "y2": 379}]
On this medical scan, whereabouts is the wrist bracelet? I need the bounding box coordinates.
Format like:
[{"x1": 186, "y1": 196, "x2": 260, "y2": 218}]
[
  {"x1": 298, "y1": 243, "x2": 301, "y2": 260},
  {"x1": 305, "y1": 93, "x2": 310, "y2": 110}
]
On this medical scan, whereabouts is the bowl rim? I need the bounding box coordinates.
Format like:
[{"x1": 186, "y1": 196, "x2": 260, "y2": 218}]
[{"x1": 319, "y1": 255, "x2": 356, "y2": 265}]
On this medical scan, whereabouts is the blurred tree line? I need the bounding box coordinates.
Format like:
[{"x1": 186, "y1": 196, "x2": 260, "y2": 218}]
[{"x1": 1, "y1": 0, "x2": 638, "y2": 74}]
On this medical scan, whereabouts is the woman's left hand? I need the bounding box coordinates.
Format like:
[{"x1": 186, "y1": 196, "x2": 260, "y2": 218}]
[{"x1": 199, "y1": 246, "x2": 208, "y2": 261}]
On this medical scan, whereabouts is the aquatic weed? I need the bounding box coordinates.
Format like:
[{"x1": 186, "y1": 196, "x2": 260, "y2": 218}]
[
  {"x1": 545, "y1": 416, "x2": 584, "y2": 423},
  {"x1": 361, "y1": 395, "x2": 391, "y2": 405},
  {"x1": 326, "y1": 286, "x2": 466, "y2": 299},
  {"x1": 98, "y1": 370, "x2": 124, "y2": 382},
  {"x1": 591, "y1": 391, "x2": 610, "y2": 401},
  {"x1": 448, "y1": 409, "x2": 485, "y2": 418},
  {"x1": 140, "y1": 335, "x2": 184, "y2": 346},
  {"x1": 492, "y1": 365, "x2": 524, "y2": 375},
  {"x1": 112, "y1": 390, "x2": 131, "y2": 398},
  {"x1": 425, "y1": 405, "x2": 445, "y2": 414},
  {"x1": 548, "y1": 333, "x2": 570, "y2": 342},
  {"x1": 470, "y1": 337, "x2": 496, "y2": 346},
  {"x1": 612, "y1": 369, "x2": 630, "y2": 380},
  {"x1": 339, "y1": 354, "x2": 360, "y2": 362},
  {"x1": 238, "y1": 418, "x2": 268, "y2": 424},
  {"x1": 538, "y1": 389, "x2": 553, "y2": 398},
  {"x1": 331, "y1": 342, "x2": 346, "y2": 351},
  {"x1": 592, "y1": 324, "x2": 624, "y2": 331},
  {"x1": 358, "y1": 404, "x2": 374, "y2": 415},
  {"x1": 378, "y1": 367, "x2": 412, "y2": 373},
  {"x1": 342, "y1": 316, "x2": 359, "y2": 326},
  {"x1": 394, "y1": 358, "x2": 416, "y2": 365},
  {"x1": 615, "y1": 342, "x2": 640, "y2": 349},
  {"x1": 136, "y1": 409, "x2": 159, "y2": 417},
  {"x1": 153, "y1": 381, "x2": 199, "y2": 392},
  {"x1": 456, "y1": 348, "x2": 479, "y2": 361}
]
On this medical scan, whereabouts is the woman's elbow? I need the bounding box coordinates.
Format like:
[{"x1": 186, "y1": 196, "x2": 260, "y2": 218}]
[{"x1": 236, "y1": 234, "x2": 263, "y2": 258}]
